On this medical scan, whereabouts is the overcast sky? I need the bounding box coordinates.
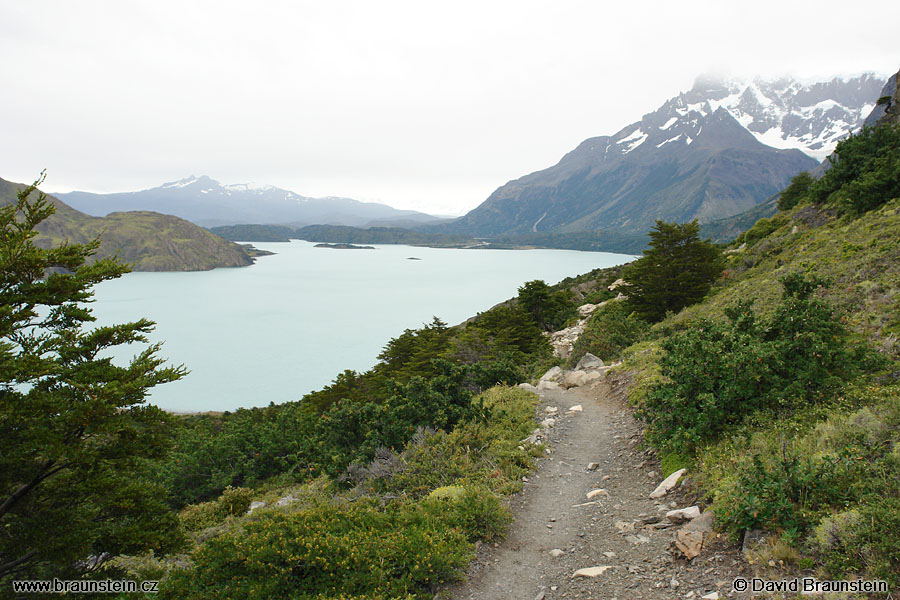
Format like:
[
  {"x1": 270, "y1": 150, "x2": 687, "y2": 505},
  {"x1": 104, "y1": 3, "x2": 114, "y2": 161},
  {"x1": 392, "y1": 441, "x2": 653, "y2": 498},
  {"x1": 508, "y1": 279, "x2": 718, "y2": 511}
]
[{"x1": 0, "y1": 1, "x2": 897, "y2": 216}]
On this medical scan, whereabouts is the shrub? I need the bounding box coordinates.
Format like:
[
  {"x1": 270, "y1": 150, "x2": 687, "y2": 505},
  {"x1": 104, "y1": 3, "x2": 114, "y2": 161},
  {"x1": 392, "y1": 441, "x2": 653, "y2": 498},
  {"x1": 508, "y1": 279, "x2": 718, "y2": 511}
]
[
  {"x1": 179, "y1": 486, "x2": 253, "y2": 532},
  {"x1": 813, "y1": 498, "x2": 900, "y2": 584},
  {"x1": 637, "y1": 314, "x2": 774, "y2": 450},
  {"x1": 454, "y1": 305, "x2": 551, "y2": 360},
  {"x1": 623, "y1": 220, "x2": 724, "y2": 322},
  {"x1": 810, "y1": 123, "x2": 900, "y2": 215},
  {"x1": 162, "y1": 498, "x2": 474, "y2": 599},
  {"x1": 517, "y1": 280, "x2": 577, "y2": 331},
  {"x1": 715, "y1": 452, "x2": 826, "y2": 537},
  {"x1": 637, "y1": 275, "x2": 857, "y2": 451},
  {"x1": 422, "y1": 486, "x2": 511, "y2": 542},
  {"x1": 218, "y1": 485, "x2": 253, "y2": 517},
  {"x1": 739, "y1": 213, "x2": 789, "y2": 245},
  {"x1": 777, "y1": 171, "x2": 814, "y2": 211},
  {"x1": 705, "y1": 382, "x2": 900, "y2": 583},
  {"x1": 374, "y1": 387, "x2": 538, "y2": 498},
  {"x1": 568, "y1": 300, "x2": 649, "y2": 365}
]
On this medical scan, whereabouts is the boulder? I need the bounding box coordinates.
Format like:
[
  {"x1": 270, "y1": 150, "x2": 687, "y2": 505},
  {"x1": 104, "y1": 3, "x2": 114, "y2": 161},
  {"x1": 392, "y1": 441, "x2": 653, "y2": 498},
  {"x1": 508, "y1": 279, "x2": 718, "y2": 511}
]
[
  {"x1": 741, "y1": 529, "x2": 769, "y2": 553},
  {"x1": 582, "y1": 370, "x2": 604, "y2": 385},
  {"x1": 683, "y1": 510, "x2": 715, "y2": 533},
  {"x1": 540, "y1": 417, "x2": 556, "y2": 428},
  {"x1": 666, "y1": 506, "x2": 701, "y2": 523},
  {"x1": 248, "y1": 501, "x2": 266, "y2": 514},
  {"x1": 569, "y1": 404, "x2": 583, "y2": 412},
  {"x1": 561, "y1": 370, "x2": 603, "y2": 388},
  {"x1": 275, "y1": 494, "x2": 297, "y2": 507},
  {"x1": 548, "y1": 321, "x2": 587, "y2": 358},
  {"x1": 562, "y1": 370, "x2": 589, "y2": 388},
  {"x1": 608, "y1": 278, "x2": 626, "y2": 291},
  {"x1": 577, "y1": 303, "x2": 599, "y2": 317},
  {"x1": 537, "y1": 380, "x2": 561, "y2": 391},
  {"x1": 521, "y1": 427, "x2": 543, "y2": 445},
  {"x1": 586, "y1": 489, "x2": 608, "y2": 499},
  {"x1": 649, "y1": 468, "x2": 686, "y2": 499},
  {"x1": 540, "y1": 366, "x2": 563, "y2": 382},
  {"x1": 549, "y1": 548, "x2": 565, "y2": 558},
  {"x1": 674, "y1": 530, "x2": 704, "y2": 559},
  {"x1": 575, "y1": 353, "x2": 605, "y2": 371},
  {"x1": 518, "y1": 382, "x2": 538, "y2": 393}
]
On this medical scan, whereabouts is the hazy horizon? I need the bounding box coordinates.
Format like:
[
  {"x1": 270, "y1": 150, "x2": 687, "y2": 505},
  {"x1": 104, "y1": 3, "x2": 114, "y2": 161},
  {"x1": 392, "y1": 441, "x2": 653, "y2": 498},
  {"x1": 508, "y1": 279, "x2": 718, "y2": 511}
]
[{"x1": 1, "y1": 0, "x2": 897, "y2": 216}]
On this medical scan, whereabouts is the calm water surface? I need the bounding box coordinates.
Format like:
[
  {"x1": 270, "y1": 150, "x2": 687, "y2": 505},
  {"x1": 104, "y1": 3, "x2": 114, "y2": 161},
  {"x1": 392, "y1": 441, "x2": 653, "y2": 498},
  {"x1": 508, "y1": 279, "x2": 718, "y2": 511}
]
[{"x1": 91, "y1": 241, "x2": 634, "y2": 412}]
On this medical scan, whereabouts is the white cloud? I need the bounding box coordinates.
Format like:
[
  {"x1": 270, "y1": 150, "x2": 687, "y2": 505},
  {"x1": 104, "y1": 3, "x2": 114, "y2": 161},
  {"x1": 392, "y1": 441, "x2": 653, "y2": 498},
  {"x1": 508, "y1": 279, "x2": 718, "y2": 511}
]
[{"x1": 0, "y1": 0, "x2": 897, "y2": 215}]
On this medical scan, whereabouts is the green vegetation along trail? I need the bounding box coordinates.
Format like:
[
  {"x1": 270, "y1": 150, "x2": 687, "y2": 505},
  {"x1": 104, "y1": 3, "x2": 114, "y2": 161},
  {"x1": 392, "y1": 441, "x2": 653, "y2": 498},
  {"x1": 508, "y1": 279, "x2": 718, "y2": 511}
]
[{"x1": 450, "y1": 382, "x2": 751, "y2": 599}]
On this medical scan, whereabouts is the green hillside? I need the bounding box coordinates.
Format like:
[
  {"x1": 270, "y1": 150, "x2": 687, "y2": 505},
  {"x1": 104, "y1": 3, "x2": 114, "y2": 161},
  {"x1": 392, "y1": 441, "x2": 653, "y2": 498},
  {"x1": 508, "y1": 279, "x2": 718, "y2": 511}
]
[
  {"x1": 599, "y1": 122, "x2": 900, "y2": 584},
  {"x1": 5, "y1": 119, "x2": 899, "y2": 596},
  {"x1": 699, "y1": 195, "x2": 779, "y2": 243},
  {"x1": 0, "y1": 177, "x2": 254, "y2": 271}
]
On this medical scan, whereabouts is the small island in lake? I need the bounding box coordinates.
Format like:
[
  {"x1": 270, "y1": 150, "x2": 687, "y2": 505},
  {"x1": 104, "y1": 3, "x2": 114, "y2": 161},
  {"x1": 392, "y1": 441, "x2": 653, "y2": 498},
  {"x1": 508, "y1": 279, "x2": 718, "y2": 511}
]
[{"x1": 314, "y1": 243, "x2": 376, "y2": 250}]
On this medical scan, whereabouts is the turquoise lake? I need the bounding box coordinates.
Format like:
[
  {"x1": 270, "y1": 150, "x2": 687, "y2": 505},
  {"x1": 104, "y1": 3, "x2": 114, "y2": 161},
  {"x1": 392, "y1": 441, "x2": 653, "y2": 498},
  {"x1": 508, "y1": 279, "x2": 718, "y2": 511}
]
[{"x1": 91, "y1": 241, "x2": 635, "y2": 412}]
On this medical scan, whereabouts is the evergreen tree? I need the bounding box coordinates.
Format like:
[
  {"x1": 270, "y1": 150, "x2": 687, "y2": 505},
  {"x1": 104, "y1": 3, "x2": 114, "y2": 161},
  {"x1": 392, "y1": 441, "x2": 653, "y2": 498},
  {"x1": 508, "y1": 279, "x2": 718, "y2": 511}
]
[
  {"x1": 777, "y1": 171, "x2": 814, "y2": 211},
  {"x1": 623, "y1": 220, "x2": 724, "y2": 322},
  {"x1": 516, "y1": 279, "x2": 575, "y2": 331},
  {"x1": 0, "y1": 177, "x2": 186, "y2": 581}
]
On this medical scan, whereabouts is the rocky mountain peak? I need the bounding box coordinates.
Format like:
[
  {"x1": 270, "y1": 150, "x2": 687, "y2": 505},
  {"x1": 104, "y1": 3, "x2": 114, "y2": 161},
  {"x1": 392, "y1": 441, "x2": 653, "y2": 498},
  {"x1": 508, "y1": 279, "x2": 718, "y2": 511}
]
[
  {"x1": 671, "y1": 73, "x2": 886, "y2": 160},
  {"x1": 442, "y1": 72, "x2": 886, "y2": 239}
]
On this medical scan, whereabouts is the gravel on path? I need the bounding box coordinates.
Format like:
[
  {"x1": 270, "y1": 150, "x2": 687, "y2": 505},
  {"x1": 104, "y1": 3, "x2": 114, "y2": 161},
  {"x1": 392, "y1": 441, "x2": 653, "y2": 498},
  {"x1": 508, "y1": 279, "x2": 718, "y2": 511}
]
[{"x1": 448, "y1": 381, "x2": 752, "y2": 600}]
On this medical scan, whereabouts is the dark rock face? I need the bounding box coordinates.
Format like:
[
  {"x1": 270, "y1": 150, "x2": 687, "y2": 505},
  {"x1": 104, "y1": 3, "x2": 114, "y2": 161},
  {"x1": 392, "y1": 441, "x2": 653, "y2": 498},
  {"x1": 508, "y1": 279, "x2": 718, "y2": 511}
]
[{"x1": 864, "y1": 70, "x2": 900, "y2": 126}]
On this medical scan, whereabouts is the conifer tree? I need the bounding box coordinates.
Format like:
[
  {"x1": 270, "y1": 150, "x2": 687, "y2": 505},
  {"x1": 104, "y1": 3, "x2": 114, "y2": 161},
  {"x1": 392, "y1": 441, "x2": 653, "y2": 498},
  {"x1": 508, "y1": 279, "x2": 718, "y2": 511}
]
[
  {"x1": 623, "y1": 220, "x2": 724, "y2": 322},
  {"x1": 0, "y1": 176, "x2": 186, "y2": 581}
]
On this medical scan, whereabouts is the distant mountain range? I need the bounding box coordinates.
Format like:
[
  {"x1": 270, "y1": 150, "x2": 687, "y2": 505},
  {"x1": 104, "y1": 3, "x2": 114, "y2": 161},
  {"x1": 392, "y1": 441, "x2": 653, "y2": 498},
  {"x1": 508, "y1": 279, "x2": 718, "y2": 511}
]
[
  {"x1": 57, "y1": 176, "x2": 444, "y2": 229},
  {"x1": 1, "y1": 177, "x2": 255, "y2": 271},
  {"x1": 437, "y1": 74, "x2": 884, "y2": 239}
]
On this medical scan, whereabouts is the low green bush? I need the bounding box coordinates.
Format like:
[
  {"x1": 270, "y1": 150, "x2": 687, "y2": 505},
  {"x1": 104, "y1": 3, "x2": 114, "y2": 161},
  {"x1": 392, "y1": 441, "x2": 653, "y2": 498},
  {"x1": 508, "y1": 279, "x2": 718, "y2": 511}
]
[
  {"x1": 810, "y1": 123, "x2": 900, "y2": 215},
  {"x1": 714, "y1": 451, "x2": 833, "y2": 537},
  {"x1": 705, "y1": 383, "x2": 900, "y2": 582},
  {"x1": 735, "y1": 213, "x2": 789, "y2": 246},
  {"x1": 776, "y1": 171, "x2": 814, "y2": 212},
  {"x1": 163, "y1": 497, "x2": 479, "y2": 599},
  {"x1": 567, "y1": 300, "x2": 649, "y2": 365},
  {"x1": 374, "y1": 386, "x2": 538, "y2": 498},
  {"x1": 517, "y1": 279, "x2": 577, "y2": 331},
  {"x1": 637, "y1": 274, "x2": 858, "y2": 451},
  {"x1": 814, "y1": 497, "x2": 900, "y2": 585},
  {"x1": 422, "y1": 485, "x2": 511, "y2": 542},
  {"x1": 179, "y1": 486, "x2": 253, "y2": 532}
]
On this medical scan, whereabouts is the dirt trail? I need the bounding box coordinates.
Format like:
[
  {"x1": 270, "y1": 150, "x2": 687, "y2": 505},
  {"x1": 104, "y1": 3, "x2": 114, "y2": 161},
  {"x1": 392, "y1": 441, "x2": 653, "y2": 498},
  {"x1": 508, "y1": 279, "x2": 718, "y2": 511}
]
[{"x1": 450, "y1": 382, "x2": 750, "y2": 600}]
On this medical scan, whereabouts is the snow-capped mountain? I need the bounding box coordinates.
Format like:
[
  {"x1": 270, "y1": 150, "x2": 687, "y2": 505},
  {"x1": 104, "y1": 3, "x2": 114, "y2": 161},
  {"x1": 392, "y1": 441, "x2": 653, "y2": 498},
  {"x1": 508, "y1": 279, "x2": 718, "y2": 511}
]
[
  {"x1": 440, "y1": 73, "x2": 885, "y2": 238},
  {"x1": 58, "y1": 176, "x2": 442, "y2": 228},
  {"x1": 668, "y1": 74, "x2": 883, "y2": 160},
  {"x1": 582, "y1": 74, "x2": 883, "y2": 164}
]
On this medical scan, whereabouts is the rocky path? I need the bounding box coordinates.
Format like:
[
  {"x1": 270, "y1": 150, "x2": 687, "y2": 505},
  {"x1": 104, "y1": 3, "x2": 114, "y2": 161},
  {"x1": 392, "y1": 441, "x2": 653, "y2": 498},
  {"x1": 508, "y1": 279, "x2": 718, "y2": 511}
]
[{"x1": 449, "y1": 381, "x2": 751, "y2": 600}]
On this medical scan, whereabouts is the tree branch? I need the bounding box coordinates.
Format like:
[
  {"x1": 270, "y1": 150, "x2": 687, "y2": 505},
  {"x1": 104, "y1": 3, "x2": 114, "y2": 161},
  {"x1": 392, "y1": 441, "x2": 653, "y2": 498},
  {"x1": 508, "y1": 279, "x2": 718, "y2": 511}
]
[
  {"x1": 0, "y1": 550, "x2": 37, "y2": 579},
  {"x1": 0, "y1": 461, "x2": 68, "y2": 519}
]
